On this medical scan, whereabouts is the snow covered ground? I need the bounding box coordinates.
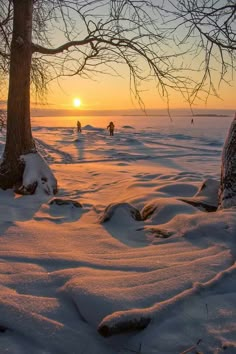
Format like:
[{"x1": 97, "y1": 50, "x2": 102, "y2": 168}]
[{"x1": 0, "y1": 112, "x2": 236, "y2": 354}]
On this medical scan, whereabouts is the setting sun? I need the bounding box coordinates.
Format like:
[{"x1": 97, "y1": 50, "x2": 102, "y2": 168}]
[{"x1": 73, "y1": 98, "x2": 81, "y2": 108}]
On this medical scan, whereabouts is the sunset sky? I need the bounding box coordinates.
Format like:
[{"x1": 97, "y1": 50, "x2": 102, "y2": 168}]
[
  {"x1": 44, "y1": 72, "x2": 235, "y2": 112},
  {"x1": 34, "y1": 2, "x2": 235, "y2": 113},
  {"x1": 1, "y1": 71, "x2": 234, "y2": 113},
  {"x1": 1, "y1": 1, "x2": 235, "y2": 114},
  {"x1": 32, "y1": 46, "x2": 235, "y2": 112}
]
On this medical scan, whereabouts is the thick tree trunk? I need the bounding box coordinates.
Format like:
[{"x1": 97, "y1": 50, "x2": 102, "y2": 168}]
[
  {"x1": 218, "y1": 113, "x2": 236, "y2": 209},
  {"x1": 0, "y1": 0, "x2": 35, "y2": 190}
]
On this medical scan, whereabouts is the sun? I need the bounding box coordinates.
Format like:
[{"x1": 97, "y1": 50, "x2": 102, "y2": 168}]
[{"x1": 73, "y1": 98, "x2": 81, "y2": 108}]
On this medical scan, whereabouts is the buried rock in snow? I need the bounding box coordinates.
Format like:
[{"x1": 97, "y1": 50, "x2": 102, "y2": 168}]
[
  {"x1": 99, "y1": 202, "x2": 142, "y2": 223},
  {"x1": 98, "y1": 315, "x2": 151, "y2": 337},
  {"x1": 48, "y1": 198, "x2": 82, "y2": 208},
  {"x1": 146, "y1": 227, "x2": 173, "y2": 238},
  {"x1": 0, "y1": 325, "x2": 8, "y2": 333},
  {"x1": 179, "y1": 178, "x2": 219, "y2": 212}
]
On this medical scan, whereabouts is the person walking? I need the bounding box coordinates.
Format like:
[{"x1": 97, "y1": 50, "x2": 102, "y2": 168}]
[
  {"x1": 77, "y1": 120, "x2": 82, "y2": 133},
  {"x1": 107, "y1": 121, "x2": 115, "y2": 136}
]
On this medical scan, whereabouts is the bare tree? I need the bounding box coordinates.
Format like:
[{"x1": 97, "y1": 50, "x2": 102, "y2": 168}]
[
  {"x1": 0, "y1": 0, "x2": 193, "y2": 194},
  {"x1": 0, "y1": 0, "x2": 235, "y2": 206},
  {"x1": 160, "y1": 0, "x2": 236, "y2": 208},
  {"x1": 162, "y1": 0, "x2": 236, "y2": 102}
]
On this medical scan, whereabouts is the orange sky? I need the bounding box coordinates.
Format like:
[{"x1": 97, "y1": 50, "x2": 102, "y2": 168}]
[
  {"x1": 42, "y1": 29, "x2": 236, "y2": 112},
  {"x1": 1, "y1": 3, "x2": 235, "y2": 113},
  {"x1": 1, "y1": 67, "x2": 234, "y2": 113},
  {"x1": 41, "y1": 4, "x2": 235, "y2": 112},
  {"x1": 42, "y1": 71, "x2": 235, "y2": 112}
]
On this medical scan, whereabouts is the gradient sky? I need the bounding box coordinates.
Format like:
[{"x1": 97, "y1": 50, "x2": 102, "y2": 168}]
[
  {"x1": 1, "y1": 45, "x2": 234, "y2": 113},
  {"x1": 45, "y1": 72, "x2": 235, "y2": 112},
  {"x1": 1, "y1": 71, "x2": 233, "y2": 112},
  {"x1": 1, "y1": 1, "x2": 235, "y2": 113},
  {"x1": 40, "y1": 2, "x2": 235, "y2": 113},
  {"x1": 39, "y1": 45, "x2": 236, "y2": 112}
]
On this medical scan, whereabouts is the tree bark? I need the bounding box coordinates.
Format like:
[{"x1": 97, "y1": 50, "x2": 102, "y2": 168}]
[
  {"x1": 218, "y1": 113, "x2": 236, "y2": 209},
  {"x1": 0, "y1": 0, "x2": 35, "y2": 190}
]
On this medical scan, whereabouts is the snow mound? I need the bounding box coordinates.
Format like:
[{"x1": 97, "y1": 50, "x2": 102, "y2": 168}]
[
  {"x1": 48, "y1": 198, "x2": 82, "y2": 208},
  {"x1": 141, "y1": 198, "x2": 199, "y2": 224},
  {"x1": 83, "y1": 125, "x2": 104, "y2": 132},
  {"x1": 34, "y1": 199, "x2": 84, "y2": 223},
  {"x1": 122, "y1": 125, "x2": 134, "y2": 129},
  {"x1": 179, "y1": 178, "x2": 219, "y2": 212},
  {"x1": 194, "y1": 178, "x2": 219, "y2": 201},
  {"x1": 156, "y1": 182, "x2": 198, "y2": 197},
  {"x1": 99, "y1": 202, "x2": 142, "y2": 223},
  {"x1": 18, "y1": 152, "x2": 57, "y2": 195}
]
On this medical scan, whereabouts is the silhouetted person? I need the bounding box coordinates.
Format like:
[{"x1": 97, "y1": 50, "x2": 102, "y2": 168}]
[
  {"x1": 107, "y1": 121, "x2": 115, "y2": 136},
  {"x1": 191, "y1": 118, "x2": 194, "y2": 125},
  {"x1": 77, "y1": 120, "x2": 82, "y2": 133}
]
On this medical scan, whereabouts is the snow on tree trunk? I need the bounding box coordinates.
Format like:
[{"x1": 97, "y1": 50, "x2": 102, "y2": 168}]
[
  {"x1": 0, "y1": 0, "x2": 57, "y2": 195},
  {"x1": 218, "y1": 113, "x2": 236, "y2": 209},
  {"x1": 15, "y1": 152, "x2": 57, "y2": 195}
]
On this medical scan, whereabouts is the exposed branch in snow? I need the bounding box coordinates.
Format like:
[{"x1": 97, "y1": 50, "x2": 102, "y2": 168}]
[{"x1": 98, "y1": 262, "x2": 236, "y2": 337}]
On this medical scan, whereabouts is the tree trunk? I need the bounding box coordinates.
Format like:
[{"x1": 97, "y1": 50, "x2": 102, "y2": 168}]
[
  {"x1": 0, "y1": 0, "x2": 35, "y2": 190},
  {"x1": 218, "y1": 113, "x2": 236, "y2": 209}
]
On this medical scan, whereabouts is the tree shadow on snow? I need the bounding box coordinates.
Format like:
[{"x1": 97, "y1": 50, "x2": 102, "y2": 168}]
[{"x1": 0, "y1": 189, "x2": 46, "y2": 234}]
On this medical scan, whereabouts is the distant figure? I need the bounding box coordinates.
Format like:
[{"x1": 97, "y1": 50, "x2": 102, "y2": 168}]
[
  {"x1": 77, "y1": 120, "x2": 82, "y2": 133},
  {"x1": 191, "y1": 118, "x2": 194, "y2": 125},
  {"x1": 107, "y1": 121, "x2": 115, "y2": 136}
]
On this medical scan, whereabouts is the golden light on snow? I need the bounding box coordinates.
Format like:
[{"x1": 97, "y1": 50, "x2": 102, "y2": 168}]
[{"x1": 73, "y1": 98, "x2": 81, "y2": 108}]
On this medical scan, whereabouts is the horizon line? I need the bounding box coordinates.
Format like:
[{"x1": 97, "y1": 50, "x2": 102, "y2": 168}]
[{"x1": 30, "y1": 107, "x2": 235, "y2": 117}]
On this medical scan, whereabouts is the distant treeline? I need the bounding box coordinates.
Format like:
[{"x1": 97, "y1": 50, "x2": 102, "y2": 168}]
[{"x1": 193, "y1": 114, "x2": 230, "y2": 117}]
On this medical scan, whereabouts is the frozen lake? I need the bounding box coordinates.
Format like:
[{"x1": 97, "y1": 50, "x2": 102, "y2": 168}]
[{"x1": 31, "y1": 112, "x2": 235, "y2": 179}]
